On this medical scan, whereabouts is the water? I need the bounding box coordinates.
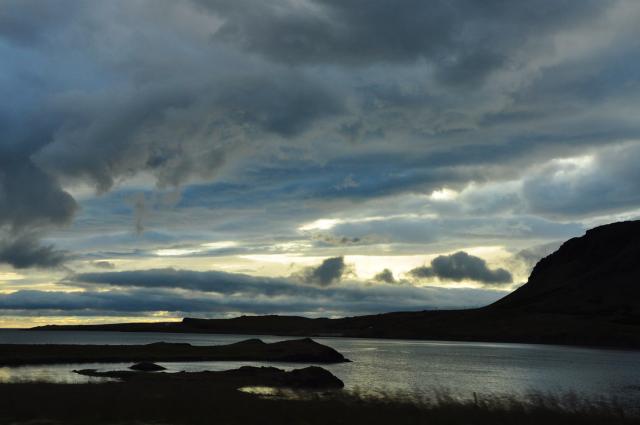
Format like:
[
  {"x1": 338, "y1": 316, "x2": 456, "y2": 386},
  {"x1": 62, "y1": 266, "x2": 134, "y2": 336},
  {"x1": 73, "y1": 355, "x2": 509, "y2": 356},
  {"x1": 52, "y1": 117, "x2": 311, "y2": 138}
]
[{"x1": 1, "y1": 329, "x2": 640, "y2": 403}]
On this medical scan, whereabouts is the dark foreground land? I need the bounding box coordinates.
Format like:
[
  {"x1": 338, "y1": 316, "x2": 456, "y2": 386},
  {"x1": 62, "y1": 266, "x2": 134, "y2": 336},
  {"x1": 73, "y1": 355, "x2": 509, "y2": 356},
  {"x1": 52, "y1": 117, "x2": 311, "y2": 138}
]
[
  {"x1": 0, "y1": 378, "x2": 636, "y2": 425},
  {"x1": 0, "y1": 337, "x2": 348, "y2": 366},
  {"x1": 36, "y1": 220, "x2": 640, "y2": 349}
]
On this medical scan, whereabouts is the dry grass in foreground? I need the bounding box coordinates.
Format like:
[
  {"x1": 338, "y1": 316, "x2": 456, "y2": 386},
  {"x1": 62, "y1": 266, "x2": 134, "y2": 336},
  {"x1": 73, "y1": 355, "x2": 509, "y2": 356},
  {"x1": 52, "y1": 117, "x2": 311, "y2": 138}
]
[{"x1": 0, "y1": 380, "x2": 637, "y2": 425}]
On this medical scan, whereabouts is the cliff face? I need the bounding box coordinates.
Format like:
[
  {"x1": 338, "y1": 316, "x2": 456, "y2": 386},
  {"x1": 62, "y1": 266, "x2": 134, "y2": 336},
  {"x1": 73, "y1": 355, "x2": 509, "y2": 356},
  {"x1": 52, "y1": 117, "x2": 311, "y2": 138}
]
[{"x1": 492, "y1": 220, "x2": 640, "y2": 317}]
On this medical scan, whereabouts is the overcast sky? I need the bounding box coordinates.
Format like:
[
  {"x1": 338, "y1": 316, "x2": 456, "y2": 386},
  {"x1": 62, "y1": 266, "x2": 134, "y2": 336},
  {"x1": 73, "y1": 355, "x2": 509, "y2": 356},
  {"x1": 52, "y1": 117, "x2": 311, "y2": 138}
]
[{"x1": 1, "y1": 0, "x2": 640, "y2": 326}]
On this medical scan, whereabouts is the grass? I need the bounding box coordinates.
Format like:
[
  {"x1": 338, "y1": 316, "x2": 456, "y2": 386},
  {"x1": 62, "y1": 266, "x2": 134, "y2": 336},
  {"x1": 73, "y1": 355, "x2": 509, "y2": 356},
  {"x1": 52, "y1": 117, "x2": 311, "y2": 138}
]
[{"x1": 0, "y1": 380, "x2": 637, "y2": 425}]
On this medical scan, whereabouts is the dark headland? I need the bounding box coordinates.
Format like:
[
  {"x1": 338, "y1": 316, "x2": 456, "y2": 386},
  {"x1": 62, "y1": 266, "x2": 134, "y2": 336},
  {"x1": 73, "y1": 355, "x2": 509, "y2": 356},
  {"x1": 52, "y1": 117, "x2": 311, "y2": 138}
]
[{"x1": 33, "y1": 220, "x2": 640, "y2": 349}]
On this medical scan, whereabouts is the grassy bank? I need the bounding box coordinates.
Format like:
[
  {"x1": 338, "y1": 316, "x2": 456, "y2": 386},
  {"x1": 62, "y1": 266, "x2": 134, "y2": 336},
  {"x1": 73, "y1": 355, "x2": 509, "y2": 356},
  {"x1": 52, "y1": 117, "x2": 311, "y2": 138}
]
[{"x1": 0, "y1": 380, "x2": 636, "y2": 425}]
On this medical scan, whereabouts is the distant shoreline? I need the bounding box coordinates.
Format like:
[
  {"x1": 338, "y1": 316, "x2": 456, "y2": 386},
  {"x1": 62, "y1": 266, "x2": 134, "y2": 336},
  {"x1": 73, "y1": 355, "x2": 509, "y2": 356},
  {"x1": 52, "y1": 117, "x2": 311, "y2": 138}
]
[
  {"x1": 0, "y1": 337, "x2": 349, "y2": 366},
  {"x1": 24, "y1": 310, "x2": 640, "y2": 351}
]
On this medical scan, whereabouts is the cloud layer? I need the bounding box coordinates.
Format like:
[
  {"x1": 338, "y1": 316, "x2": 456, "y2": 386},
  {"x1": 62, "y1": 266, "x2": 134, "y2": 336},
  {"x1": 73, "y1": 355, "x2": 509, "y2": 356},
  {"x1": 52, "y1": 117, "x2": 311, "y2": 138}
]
[
  {"x1": 0, "y1": 267, "x2": 506, "y2": 317},
  {"x1": 1, "y1": 0, "x2": 640, "y2": 323}
]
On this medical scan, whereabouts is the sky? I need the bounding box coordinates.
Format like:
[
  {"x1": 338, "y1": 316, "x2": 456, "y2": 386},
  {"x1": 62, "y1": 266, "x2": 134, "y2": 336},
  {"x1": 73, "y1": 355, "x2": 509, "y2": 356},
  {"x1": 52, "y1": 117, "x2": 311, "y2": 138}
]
[{"x1": 1, "y1": 0, "x2": 640, "y2": 327}]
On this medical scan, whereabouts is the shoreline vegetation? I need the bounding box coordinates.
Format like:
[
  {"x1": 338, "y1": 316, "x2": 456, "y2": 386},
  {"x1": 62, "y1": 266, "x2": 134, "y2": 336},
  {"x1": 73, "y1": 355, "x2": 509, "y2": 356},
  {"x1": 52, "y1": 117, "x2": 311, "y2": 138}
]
[
  {"x1": 0, "y1": 338, "x2": 349, "y2": 366},
  {"x1": 0, "y1": 380, "x2": 636, "y2": 425}
]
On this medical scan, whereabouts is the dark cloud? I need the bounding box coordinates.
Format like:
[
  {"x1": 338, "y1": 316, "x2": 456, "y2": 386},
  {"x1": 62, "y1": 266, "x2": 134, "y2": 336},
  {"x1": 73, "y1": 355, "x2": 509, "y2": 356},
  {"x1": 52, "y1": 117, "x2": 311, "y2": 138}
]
[
  {"x1": 70, "y1": 266, "x2": 486, "y2": 311},
  {"x1": 0, "y1": 284, "x2": 502, "y2": 316},
  {"x1": 0, "y1": 289, "x2": 218, "y2": 313},
  {"x1": 204, "y1": 0, "x2": 609, "y2": 81},
  {"x1": 410, "y1": 251, "x2": 512, "y2": 285},
  {"x1": 0, "y1": 0, "x2": 83, "y2": 45},
  {"x1": 129, "y1": 193, "x2": 149, "y2": 235},
  {"x1": 0, "y1": 235, "x2": 68, "y2": 269},
  {"x1": 73, "y1": 268, "x2": 314, "y2": 297},
  {"x1": 0, "y1": 158, "x2": 76, "y2": 268},
  {"x1": 299, "y1": 256, "x2": 349, "y2": 286},
  {"x1": 373, "y1": 269, "x2": 395, "y2": 284},
  {"x1": 0, "y1": 1, "x2": 343, "y2": 268},
  {"x1": 312, "y1": 234, "x2": 364, "y2": 246},
  {"x1": 34, "y1": 73, "x2": 342, "y2": 193},
  {"x1": 0, "y1": 158, "x2": 77, "y2": 230},
  {"x1": 6, "y1": 268, "x2": 507, "y2": 315}
]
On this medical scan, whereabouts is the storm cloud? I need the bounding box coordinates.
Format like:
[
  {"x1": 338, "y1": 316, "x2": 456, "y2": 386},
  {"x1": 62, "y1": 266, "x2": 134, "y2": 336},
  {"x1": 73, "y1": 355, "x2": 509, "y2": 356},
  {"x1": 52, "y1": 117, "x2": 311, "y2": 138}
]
[
  {"x1": 2, "y1": 2, "x2": 638, "y2": 238},
  {"x1": 1, "y1": 0, "x2": 343, "y2": 268},
  {"x1": 0, "y1": 235, "x2": 68, "y2": 269},
  {"x1": 73, "y1": 268, "x2": 316, "y2": 297},
  {"x1": 410, "y1": 251, "x2": 513, "y2": 285},
  {"x1": 205, "y1": 0, "x2": 609, "y2": 74}
]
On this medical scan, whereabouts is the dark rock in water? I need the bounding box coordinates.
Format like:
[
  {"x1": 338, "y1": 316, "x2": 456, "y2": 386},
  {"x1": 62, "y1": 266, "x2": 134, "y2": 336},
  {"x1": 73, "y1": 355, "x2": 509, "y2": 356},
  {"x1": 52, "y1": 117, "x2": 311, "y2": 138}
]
[
  {"x1": 243, "y1": 337, "x2": 349, "y2": 363},
  {"x1": 74, "y1": 365, "x2": 344, "y2": 389},
  {"x1": 229, "y1": 365, "x2": 344, "y2": 389},
  {"x1": 285, "y1": 366, "x2": 344, "y2": 389},
  {"x1": 129, "y1": 362, "x2": 166, "y2": 371}
]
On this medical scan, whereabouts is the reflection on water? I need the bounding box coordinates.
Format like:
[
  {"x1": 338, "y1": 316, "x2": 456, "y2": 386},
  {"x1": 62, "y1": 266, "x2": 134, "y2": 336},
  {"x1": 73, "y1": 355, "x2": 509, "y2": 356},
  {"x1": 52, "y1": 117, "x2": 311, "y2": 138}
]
[
  {"x1": 1, "y1": 329, "x2": 640, "y2": 404},
  {"x1": 236, "y1": 386, "x2": 303, "y2": 399},
  {"x1": 0, "y1": 363, "x2": 114, "y2": 384},
  {"x1": 238, "y1": 386, "x2": 280, "y2": 395}
]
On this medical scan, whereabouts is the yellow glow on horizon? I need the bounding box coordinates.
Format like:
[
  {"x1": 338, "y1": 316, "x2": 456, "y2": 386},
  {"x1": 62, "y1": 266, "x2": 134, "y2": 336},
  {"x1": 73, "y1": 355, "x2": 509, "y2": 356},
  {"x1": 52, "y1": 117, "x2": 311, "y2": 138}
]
[
  {"x1": 0, "y1": 271, "x2": 24, "y2": 281},
  {"x1": 201, "y1": 241, "x2": 238, "y2": 249},
  {"x1": 0, "y1": 315, "x2": 182, "y2": 329},
  {"x1": 154, "y1": 240, "x2": 239, "y2": 256},
  {"x1": 344, "y1": 254, "x2": 430, "y2": 280}
]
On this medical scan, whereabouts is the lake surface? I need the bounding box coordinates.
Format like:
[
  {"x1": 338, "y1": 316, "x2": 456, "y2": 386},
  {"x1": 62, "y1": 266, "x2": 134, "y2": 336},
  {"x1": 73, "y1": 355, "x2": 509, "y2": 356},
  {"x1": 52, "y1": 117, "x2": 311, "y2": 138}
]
[{"x1": 1, "y1": 329, "x2": 640, "y2": 404}]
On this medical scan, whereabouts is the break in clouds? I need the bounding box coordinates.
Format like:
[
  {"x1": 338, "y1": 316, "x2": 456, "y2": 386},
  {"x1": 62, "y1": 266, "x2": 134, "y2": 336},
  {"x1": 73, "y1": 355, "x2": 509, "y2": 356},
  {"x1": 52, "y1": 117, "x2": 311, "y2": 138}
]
[{"x1": 1, "y1": 0, "x2": 640, "y2": 322}]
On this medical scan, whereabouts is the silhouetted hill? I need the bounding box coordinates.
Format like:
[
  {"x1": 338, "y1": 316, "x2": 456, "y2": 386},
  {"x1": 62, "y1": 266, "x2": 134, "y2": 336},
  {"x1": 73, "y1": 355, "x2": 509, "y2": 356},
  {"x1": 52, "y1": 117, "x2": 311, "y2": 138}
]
[
  {"x1": 492, "y1": 220, "x2": 640, "y2": 318},
  {"x1": 34, "y1": 220, "x2": 640, "y2": 348}
]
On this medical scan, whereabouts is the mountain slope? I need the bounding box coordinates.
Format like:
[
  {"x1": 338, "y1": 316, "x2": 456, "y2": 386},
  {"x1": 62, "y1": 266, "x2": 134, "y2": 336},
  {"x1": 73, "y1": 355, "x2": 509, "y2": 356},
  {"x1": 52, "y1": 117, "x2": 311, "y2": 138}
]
[{"x1": 492, "y1": 220, "x2": 640, "y2": 318}]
